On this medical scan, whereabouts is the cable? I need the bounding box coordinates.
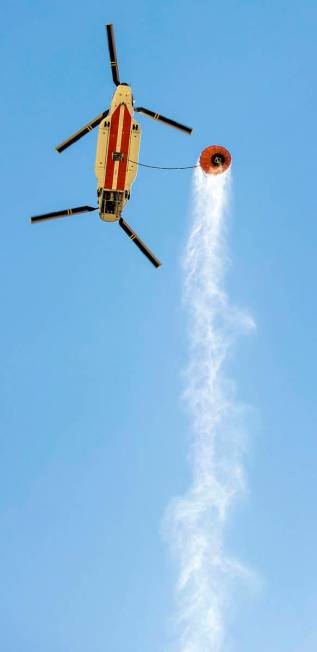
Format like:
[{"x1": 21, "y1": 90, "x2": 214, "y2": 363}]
[{"x1": 128, "y1": 159, "x2": 199, "y2": 170}]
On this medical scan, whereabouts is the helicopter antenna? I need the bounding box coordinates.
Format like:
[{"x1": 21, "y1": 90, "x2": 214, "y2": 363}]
[{"x1": 106, "y1": 24, "x2": 120, "y2": 86}]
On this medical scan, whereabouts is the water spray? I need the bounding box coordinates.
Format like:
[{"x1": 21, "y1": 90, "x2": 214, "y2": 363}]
[{"x1": 164, "y1": 161, "x2": 254, "y2": 652}]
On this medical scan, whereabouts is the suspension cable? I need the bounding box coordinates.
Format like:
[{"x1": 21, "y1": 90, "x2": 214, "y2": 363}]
[{"x1": 128, "y1": 159, "x2": 199, "y2": 170}]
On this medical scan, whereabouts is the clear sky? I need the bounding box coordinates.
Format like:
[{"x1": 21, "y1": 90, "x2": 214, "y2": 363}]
[{"x1": 0, "y1": 1, "x2": 316, "y2": 651}]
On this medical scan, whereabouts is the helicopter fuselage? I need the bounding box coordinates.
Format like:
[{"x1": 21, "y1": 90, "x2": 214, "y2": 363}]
[
  {"x1": 95, "y1": 84, "x2": 141, "y2": 222},
  {"x1": 30, "y1": 23, "x2": 193, "y2": 269}
]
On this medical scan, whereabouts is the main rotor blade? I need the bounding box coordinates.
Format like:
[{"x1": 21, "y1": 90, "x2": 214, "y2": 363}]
[
  {"x1": 135, "y1": 107, "x2": 192, "y2": 135},
  {"x1": 55, "y1": 110, "x2": 109, "y2": 154},
  {"x1": 119, "y1": 218, "x2": 161, "y2": 268},
  {"x1": 106, "y1": 24, "x2": 120, "y2": 86},
  {"x1": 30, "y1": 206, "x2": 98, "y2": 223}
]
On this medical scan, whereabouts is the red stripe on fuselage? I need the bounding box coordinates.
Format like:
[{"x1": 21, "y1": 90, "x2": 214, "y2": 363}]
[
  {"x1": 104, "y1": 105, "x2": 121, "y2": 189},
  {"x1": 116, "y1": 107, "x2": 132, "y2": 191}
]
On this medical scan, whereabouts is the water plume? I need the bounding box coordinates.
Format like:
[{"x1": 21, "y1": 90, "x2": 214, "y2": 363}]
[{"x1": 164, "y1": 167, "x2": 255, "y2": 652}]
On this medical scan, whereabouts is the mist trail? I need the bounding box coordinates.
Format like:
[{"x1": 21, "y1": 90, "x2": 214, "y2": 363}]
[{"x1": 164, "y1": 167, "x2": 255, "y2": 652}]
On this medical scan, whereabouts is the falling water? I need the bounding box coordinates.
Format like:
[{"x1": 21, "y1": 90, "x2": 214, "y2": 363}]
[{"x1": 164, "y1": 167, "x2": 255, "y2": 652}]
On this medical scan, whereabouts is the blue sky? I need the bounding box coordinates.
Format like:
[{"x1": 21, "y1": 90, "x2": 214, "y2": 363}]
[{"x1": 0, "y1": 1, "x2": 316, "y2": 651}]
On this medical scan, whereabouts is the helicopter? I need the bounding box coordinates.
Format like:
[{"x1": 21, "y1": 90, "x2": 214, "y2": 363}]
[{"x1": 30, "y1": 24, "x2": 193, "y2": 268}]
